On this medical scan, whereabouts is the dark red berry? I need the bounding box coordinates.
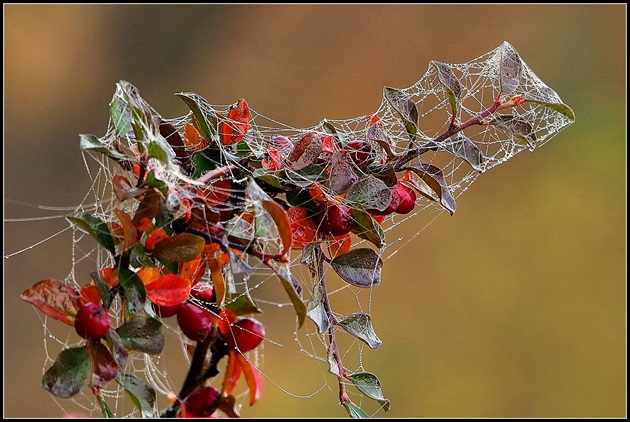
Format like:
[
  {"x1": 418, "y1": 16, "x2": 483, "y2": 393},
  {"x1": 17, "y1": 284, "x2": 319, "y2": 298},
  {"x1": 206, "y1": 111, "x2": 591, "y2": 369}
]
[
  {"x1": 182, "y1": 386, "x2": 221, "y2": 417},
  {"x1": 74, "y1": 302, "x2": 111, "y2": 340},
  {"x1": 346, "y1": 140, "x2": 374, "y2": 169},
  {"x1": 394, "y1": 183, "x2": 416, "y2": 214},
  {"x1": 368, "y1": 187, "x2": 401, "y2": 216},
  {"x1": 152, "y1": 302, "x2": 181, "y2": 318},
  {"x1": 177, "y1": 302, "x2": 214, "y2": 341},
  {"x1": 318, "y1": 204, "x2": 354, "y2": 236},
  {"x1": 223, "y1": 318, "x2": 265, "y2": 353},
  {"x1": 191, "y1": 282, "x2": 214, "y2": 303}
]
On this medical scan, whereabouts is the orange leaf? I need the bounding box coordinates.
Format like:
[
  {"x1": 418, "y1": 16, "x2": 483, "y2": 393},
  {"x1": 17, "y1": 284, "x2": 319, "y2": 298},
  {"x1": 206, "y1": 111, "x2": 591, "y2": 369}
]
[
  {"x1": 136, "y1": 266, "x2": 163, "y2": 286},
  {"x1": 114, "y1": 209, "x2": 138, "y2": 251},
  {"x1": 261, "y1": 199, "x2": 292, "y2": 256},
  {"x1": 80, "y1": 284, "x2": 102, "y2": 306},
  {"x1": 145, "y1": 274, "x2": 191, "y2": 306},
  {"x1": 326, "y1": 232, "x2": 353, "y2": 259},
  {"x1": 183, "y1": 122, "x2": 209, "y2": 151},
  {"x1": 178, "y1": 255, "x2": 206, "y2": 285},
  {"x1": 222, "y1": 350, "x2": 243, "y2": 397},
  {"x1": 21, "y1": 279, "x2": 82, "y2": 326},
  {"x1": 235, "y1": 352, "x2": 264, "y2": 406}
]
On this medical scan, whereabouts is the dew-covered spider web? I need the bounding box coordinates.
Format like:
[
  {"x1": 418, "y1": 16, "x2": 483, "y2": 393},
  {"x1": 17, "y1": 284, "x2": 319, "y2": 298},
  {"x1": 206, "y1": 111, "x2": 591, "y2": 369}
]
[{"x1": 8, "y1": 41, "x2": 574, "y2": 418}]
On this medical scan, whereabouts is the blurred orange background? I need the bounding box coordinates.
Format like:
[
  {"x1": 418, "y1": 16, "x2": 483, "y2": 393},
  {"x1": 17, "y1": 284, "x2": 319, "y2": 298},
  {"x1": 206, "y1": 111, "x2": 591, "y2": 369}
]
[{"x1": 4, "y1": 4, "x2": 626, "y2": 418}]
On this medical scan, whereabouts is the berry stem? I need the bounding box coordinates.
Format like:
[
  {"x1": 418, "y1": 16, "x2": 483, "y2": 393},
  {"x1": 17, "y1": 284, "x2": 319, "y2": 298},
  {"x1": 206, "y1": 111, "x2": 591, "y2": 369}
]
[
  {"x1": 314, "y1": 246, "x2": 349, "y2": 405},
  {"x1": 393, "y1": 94, "x2": 526, "y2": 171}
]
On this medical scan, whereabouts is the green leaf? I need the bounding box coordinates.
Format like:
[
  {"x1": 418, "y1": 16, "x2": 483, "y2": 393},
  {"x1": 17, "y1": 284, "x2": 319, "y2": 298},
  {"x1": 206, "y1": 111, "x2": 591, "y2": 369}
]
[
  {"x1": 147, "y1": 140, "x2": 170, "y2": 164},
  {"x1": 306, "y1": 284, "x2": 331, "y2": 334},
  {"x1": 96, "y1": 392, "x2": 115, "y2": 418},
  {"x1": 151, "y1": 233, "x2": 205, "y2": 263},
  {"x1": 109, "y1": 95, "x2": 133, "y2": 136},
  {"x1": 327, "y1": 343, "x2": 342, "y2": 378},
  {"x1": 266, "y1": 260, "x2": 307, "y2": 327},
  {"x1": 345, "y1": 175, "x2": 392, "y2": 212},
  {"x1": 116, "y1": 315, "x2": 165, "y2": 355},
  {"x1": 499, "y1": 41, "x2": 522, "y2": 95},
  {"x1": 339, "y1": 312, "x2": 382, "y2": 349},
  {"x1": 176, "y1": 92, "x2": 216, "y2": 140},
  {"x1": 351, "y1": 210, "x2": 386, "y2": 249},
  {"x1": 331, "y1": 248, "x2": 382, "y2": 288},
  {"x1": 67, "y1": 213, "x2": 116, "y2": 254},
  {"x1": 490, "y1": 114, "x2": 537, "y2": 149},
  {"x1": 349, "y1": 372, "x2": 391, "y2": 411},
  {"x1": 384, "y1": 87, "x2": 419, "y2": 140},
  {"x1": 42, "y1": 346, "x2": 91, "y2": 399},
  {"x1": 79, "y1": 134, "x2": 127, "y2": 162},
  {"x1": 431, "y1": 61, "x2": 461, "y2": 117},
  {"x1": 226, "y1": 292, "x2": 263, "y2": 316},
  {"x1": 116, "y1": 373, "x2": 158, "y2": 418},
  {"x1": 402, "y1": 162, "x2": 457, "y2": 214},
  {"x1": 90, "y1": 271, "x2": 113, "y2": 309},
  {"x1": 441, "y1": 134, "x2": 484, "y2": 172},
  {"x1": 118, "y1": 268, "x2": 146, "y2": 316},
  {"x1": 525, "y1": 99, "x2": 576, "y2": 121},
  {"x1": 343, "y1": 401, "x2": 370, "y2": 418}
]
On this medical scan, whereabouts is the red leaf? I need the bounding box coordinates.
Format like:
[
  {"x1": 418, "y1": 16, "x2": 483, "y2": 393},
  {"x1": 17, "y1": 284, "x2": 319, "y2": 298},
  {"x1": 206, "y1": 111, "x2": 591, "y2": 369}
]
[
  {"x1": 198, "y1": 179, "x2": 232, "y2": 208},
  {"x1": 145, "y1": 274, "x2": 191, "y2": 307},
  {"x1": 235, "y1": 352, "x2": 264, "y2": 406},
  {"x1": 220, "y1": 99, "x2": 250, "y2": 145},
  {"x1": 87, "y1": 340, "x2": 120, "y2": 389},
  {"x1": 222, "y1": 350, "x2": 243, "y2": 397},
  {"x1": 288, "y1": 132, "x2": 322, "y2": 171},
  {"x1": 287, "y1": 206, "x2": 318, "y2": 250},
  {"x1": 21, "y1": 279, "x2": 82, "y2": 326}
]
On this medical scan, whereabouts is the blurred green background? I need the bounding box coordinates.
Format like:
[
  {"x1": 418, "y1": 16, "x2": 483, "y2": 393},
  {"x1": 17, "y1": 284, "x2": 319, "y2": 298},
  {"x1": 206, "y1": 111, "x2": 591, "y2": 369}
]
[{"x1": 3, "y1": 4, "x2": 625, "y2": 418}]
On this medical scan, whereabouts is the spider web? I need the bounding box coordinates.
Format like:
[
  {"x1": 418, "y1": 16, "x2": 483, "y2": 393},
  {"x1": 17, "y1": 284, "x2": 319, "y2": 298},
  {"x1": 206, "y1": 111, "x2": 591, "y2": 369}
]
[{"x1": 7, "y1": 41, "x2": 573, "y2": 418}]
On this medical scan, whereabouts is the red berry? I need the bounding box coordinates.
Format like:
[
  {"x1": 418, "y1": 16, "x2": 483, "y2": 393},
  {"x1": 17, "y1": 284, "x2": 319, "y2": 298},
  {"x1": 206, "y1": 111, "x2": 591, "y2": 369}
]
[
  {"x1": 318, "y1": 204, "x2": 354, "y2": 236},
  {"x1": 74, "y1": 302, "x2": 111, "y2": 340},
  {"x1": 191, "y1": 282, "x2": 215, "y2": 303},
  {"x1": 345, "y1": 140, "x2": 374, "y2": 169},
  {"x1": 394, "y1": 183, "x2": 416, "y2": 214},
  {"x1": 177, "y1": 302, "x2": 214, "y2": 341},
  {"x1": 182, "y1": 386, "x2": 221, "y2": 417},
  {"x1": 368, "y1": 187, "x2": 401, "y2": 216},
  {"x1": 152, "y1": 302, "x2": 182, "y2": 318},
  {"x1": 223, "y1": 318, "x2": 265, "y2": 353}
]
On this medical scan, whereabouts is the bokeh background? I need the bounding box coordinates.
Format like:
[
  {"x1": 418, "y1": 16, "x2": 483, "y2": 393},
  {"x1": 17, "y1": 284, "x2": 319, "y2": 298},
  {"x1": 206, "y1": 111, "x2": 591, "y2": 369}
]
[{"x1": 4, "y1": 4, "x2": 626, "y2": 418}]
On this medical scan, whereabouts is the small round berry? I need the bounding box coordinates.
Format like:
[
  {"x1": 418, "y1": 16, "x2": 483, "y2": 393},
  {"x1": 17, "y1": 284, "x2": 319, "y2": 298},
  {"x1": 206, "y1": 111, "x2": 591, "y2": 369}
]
[
  {"x1": 191, "y1": 282, "x2": 215, "y2": 303},
  {"x1": 152, "y1": 302, "x2": 182, "y2": 318},
  {"x1": 318, "y1": 204, "x2": 354, "y2": 236},
  {"x1": 74, "y1": 302, "x2": 111, "y2": 340},
  {"x1": 177, "y1": 302, "x2": 214, "y2": 341},
  {"x1": 394, "y1": 183, "x2": 416, "y2": 214},
  {"x1": 223, "y1": 318, "x2": 265, "y2": 353},
  {"x1": 182, "y1": 386, "x2": 221, "y2": 417},
  {"x1": 346, "y1": 140, "x2": 374, "y2": 169}
]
